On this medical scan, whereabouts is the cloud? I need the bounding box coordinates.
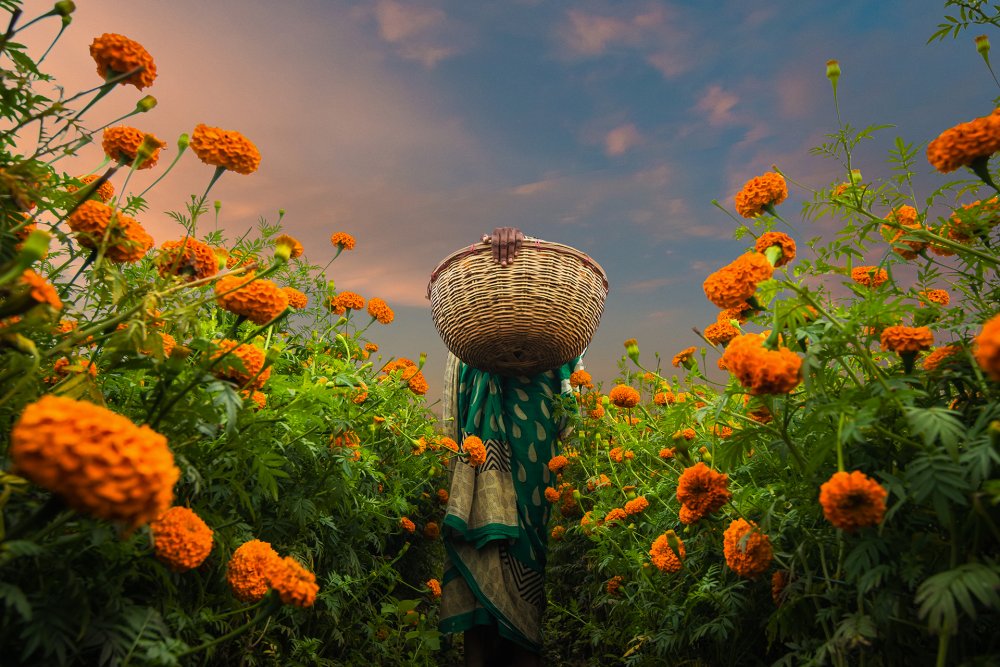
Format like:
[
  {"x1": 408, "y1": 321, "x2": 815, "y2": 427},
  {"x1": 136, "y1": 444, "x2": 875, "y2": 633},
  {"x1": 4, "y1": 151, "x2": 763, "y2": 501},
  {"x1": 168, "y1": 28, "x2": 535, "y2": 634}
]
[
  {"x1": 622, "y1": 277, "x2": 676, "y2": 293},
  {"x1": 604, "y1": 123, "x2": 641, "y2": 156},
  {"x1": 695, "y1": 85, "x2": 739, "y2": 126},
  {"x1": 372, "y1": 0, "x2": 462, "y2": 67}
]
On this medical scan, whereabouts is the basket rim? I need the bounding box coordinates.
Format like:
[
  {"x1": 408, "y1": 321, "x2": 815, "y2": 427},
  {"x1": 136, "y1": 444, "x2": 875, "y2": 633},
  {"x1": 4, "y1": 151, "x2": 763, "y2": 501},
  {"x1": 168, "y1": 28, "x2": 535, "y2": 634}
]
[{"x1": 425, "y1": 238, "x2": 610, "y2": 300}]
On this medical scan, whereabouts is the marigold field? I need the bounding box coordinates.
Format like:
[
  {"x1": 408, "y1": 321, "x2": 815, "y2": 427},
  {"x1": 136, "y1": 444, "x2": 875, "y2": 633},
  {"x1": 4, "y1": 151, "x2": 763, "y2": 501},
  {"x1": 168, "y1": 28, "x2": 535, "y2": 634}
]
[{"x1": 1, "y1": 2, "x2": 999, "y2": 666}]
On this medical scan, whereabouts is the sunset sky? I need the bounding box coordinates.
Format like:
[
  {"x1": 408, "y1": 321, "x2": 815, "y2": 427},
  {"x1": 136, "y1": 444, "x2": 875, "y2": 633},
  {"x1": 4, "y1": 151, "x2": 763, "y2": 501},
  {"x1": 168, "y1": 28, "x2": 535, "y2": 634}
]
[{"x1": 16, "y1": 1, "x2": 989, "y2": 404}]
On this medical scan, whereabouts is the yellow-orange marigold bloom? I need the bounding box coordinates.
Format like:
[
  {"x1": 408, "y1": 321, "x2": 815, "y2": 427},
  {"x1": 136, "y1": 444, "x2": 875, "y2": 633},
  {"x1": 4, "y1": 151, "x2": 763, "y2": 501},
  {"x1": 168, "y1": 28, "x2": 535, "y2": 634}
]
[
  {"x1": 215, "y1": 272, "x2": 289, "y2": 325},
  {"x1": 703, "y1": 253, "x2": 774, "y2": 309},
  {"x1": 653, "y1": 392, "x2": 670, "y2": 405},
  {"x1": 850, "y1": 266, "x2": 889, "y2": 288},
  {"x1": 544, "y1": 487, "x2": 561, "y2": 503},
  {"x1": 67, "y1": 199, "x2": 153, "y2": 263},
  {"x1": 674, "y1": 427, "x2": 696, "y2": 441},
  {"x1": 330, "y1": 232, "x2": 356, "y2": 250},
  {"x1": 609, "y1": 446, "x2": 624, "y2": 463},
  {"x1": 11, "y1": 395, "x2": 178, "y2": 528},
  {"x1": 102, "y1": 126, "x2": 164, "y2": 169},
  {"x1": 400, "y1": 517, "x2": 416, "y2": 533},
  {"x1": 923, "y1": 345, "x2": 963, "y2": 372},
  {"x1": 19, "y1": 269, "x2": 62, "y2": 311},
  {"x1": 334, "y1": 291, "x2": 365, "y2": 312},
  {"x1": 723, "y1": 518, "x2": 773, "y2": 578},
  {"x1": 381, "y1": 358, "x2": 428, "y2": 395},
  {"x1": 718, "y1": 304, "x2": 752, "y2": 325},
  {"x1": 156, "y1": 237, "x2": 219, "y2": 281},
  {"x1": 588, "y1": 404, "x2": 605, "y2": 419},
  {"x1": 423, "y1": 522, "x2": 440, "y2": 540},
  {"x1": 676, "y1": 462, "x2": 731, "y2": 524},
  {"x1": 266, "y1": 555, "x2": 319, "y2": 607},
  {"x1": 819, "y1": 470, "x2": 888, "y2": 532},
  {"x1": 704, "y1": 321, "x2": 739, "y2": 346},
  {"x1": 551, "y1": 525, "x2": 566, "y2": 541},
  {"x1": 427, "y1": 578, "x2": 442, "y2": 598},
  {"x1": 754, "y1": 231, "x2": 796, "y2": 266},
  {"x1": 734, "y1": 172, "x2": 788, "y2": 218},
  {"x1": 227, "y1": 539, "x2": 281, "y2": 602},
  {"x1": 548, "y1": 454, "x2": 570, "y2": 474},
  {"x1": 190, "y1": 124, "x2": 261, "y2": 175},
  {"x1": 608, "y1": 384, "x2": 640, "y2": 408},
  {"x1": 150, "y1": 506, "x2": 214, "y2": 571},
  {"x1": 69, "y1": 174, "x2": 115, "y2": 202},
  {"x1": 721, "y1": 334, "x2": 802, "y2": 395},
  {"x1": 281, "y1": 287, "x2": 308, "y2": 309},
  {"x1": 883, "y1": 205, "x2": 927, "y2": 259},
  {"x1": 367, "y1": 297, "x2": 394, "y2": 324},
  {"x1": 49, "y1": 357, "x2": 98, "y2": 383},
  {"x1": 927, "y1": 108, "x2": 1000, "y2": 173},
  {"x1": 274, "y1": 234, "x2": 303, "y2": 259},
  {"x1": 649, "y1": 532, "x2": 686, "y2": 573},
  {"x1": 974, "y1": 314, "x2": 1000, "y2": 381},
  {"x1": 659, "y1": 447, "x2": 676, "y2": 459},
  {"x1": 90, "y1": 33, "x2": 156, "y2": 89},
  {"x1": 672, "y1": 346, "x2": 697, "y2": 367},
  {"x1": 606, "y1": 575, "x2": 624, "y2": 596},
  {"x1": 624, "y1": 496, "x2": 649, "y2": 515},
  {"x1": 241, "y1": 389, "x2": 267, "y2": 410},
  {"x1": 210, "y1": 339, "x2": 271, "y2": 389},
  {"x1": 438, "y1": 488, "x2": 450, "y2": 503},
  {"x1": 880, "y1": 325, "x2": 934, "y2": 354},
  {"x1": 463, "y1": 435, "x2": 487, "y2": 467},
  {"x1": 569, "y1": 369, "x2": 593, "y2": 388},
  {"x1": 920, "y1": 289, "x2": 951, "y2": 306},
  {"x1": 604, "y1": 507, "x2": 628, "y2": 524}
]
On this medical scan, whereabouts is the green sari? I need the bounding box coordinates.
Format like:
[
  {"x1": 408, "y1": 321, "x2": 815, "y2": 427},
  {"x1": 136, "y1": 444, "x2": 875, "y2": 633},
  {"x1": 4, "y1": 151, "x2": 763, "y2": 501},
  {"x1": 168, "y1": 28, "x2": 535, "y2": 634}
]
[{"x1": 439, "y1": 353, "x2": 577, "y2": 653}]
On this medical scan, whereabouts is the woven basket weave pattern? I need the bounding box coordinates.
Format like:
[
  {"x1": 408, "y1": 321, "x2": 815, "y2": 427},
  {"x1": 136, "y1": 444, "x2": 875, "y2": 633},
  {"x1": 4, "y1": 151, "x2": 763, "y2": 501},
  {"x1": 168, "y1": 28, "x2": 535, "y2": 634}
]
[{"x1": 429, "y1": 241, "x2": 608, "y2": 377}]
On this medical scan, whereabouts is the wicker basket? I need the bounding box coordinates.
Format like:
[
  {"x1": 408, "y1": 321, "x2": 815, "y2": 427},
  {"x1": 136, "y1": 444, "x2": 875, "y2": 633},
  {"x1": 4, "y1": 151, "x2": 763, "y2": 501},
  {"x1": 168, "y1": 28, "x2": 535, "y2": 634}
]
[{"x1": 427, "y1": 238, "x2": 609, "y2": 377}]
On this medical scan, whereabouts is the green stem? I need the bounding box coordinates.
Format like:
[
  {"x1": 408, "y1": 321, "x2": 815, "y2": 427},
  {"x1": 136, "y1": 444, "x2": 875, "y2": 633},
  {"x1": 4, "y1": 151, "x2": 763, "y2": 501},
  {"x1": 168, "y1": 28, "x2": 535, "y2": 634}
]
[{"x1": 177, "y1": 595, "x2": 280, "y2": 658}]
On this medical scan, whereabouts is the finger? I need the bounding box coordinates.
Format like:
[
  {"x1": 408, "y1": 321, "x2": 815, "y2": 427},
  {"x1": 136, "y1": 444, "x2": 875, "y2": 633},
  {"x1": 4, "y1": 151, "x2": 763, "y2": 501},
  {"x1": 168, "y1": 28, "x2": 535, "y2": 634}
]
[
  {"x1": 512, "y1": 231, "x2": 523, "y2": 264},
  {"x1": 491, "y1": 228, "x2": 501, "y2": 264},
  {"x1": 498, "y1": 227, "x2": 511, "y2": 266}
]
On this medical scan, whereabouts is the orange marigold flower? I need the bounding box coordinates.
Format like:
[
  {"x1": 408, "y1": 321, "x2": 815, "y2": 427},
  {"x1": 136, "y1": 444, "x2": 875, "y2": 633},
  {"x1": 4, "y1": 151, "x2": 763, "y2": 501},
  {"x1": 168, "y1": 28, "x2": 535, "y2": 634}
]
[
  {"x1": 400, "y1": 517, "x2": 416, "y2": 533},
  {"x1": 427, "y1": 578, "x2": 442, "y2": 598},
  {"x1": 723, "y1": 518, "x2": 773, "y2": 578},
  {"x1": 676, "y1": 462, "x2": 731, "y2": 524},
  {"x1": 674, "y1": 428, "x2": 696, "y2": 441},
  {"x1": 608, "y1": 446, "x2": 625, "y2": 463},
  {"x1": 850, "y1": 266, "x2": 889, "y2": 288},
  {"x1": 282, "y1": 287, "x2": 309, "y2": 309},
  {"x1": 330, "y1": 232, "x2": 356, "y2": 251},
  {"x1": 735, "y1": 172, "x2": 788, "y2": 218},
  {"x1": 569, "y1": 369, "x2": 593, "y2": 388},
  {"x1": 274, "y1": 233, "x2": 304, "y2": 259},
  {"x1": 624, "y1": 496, "x2": 649, "y2": 515},
  {"x1": 266, "y1": 556, "x2": 319, "y2": 608},
  {"x1": 11, "y1": 395, "x2": 178, "y2": 528},
  {"x1": 606, "y1": 575, "x2": 624, "y2": 596},
  {"x1": 463, "y1": 435, "x2": 487, "y2": 467},
  {"x1": 381, "y1": 358, "x2": 428, "y2": 395},
  {"x1": 241, "y1": 390, "x2": 267, "y2": 410},
  {"x1": 48, "y1": 357, "x2": 98, "y2": 383},
  {"x1": 437, "y1": 488, "x2": 450, "y2": 504},
  {"x1": 704, "y1": 321, "x2": 739, "y2": 346},
  {"x1": 190, "y1": 124, "x2": 261, "y2": 175},
  {"x1": 90, "y1": 33, "x2": 156, "y2": 89},
  {"x1": 672, "y1": 346, "x2": 697, "y2": 367},
  {"x1": 718, "y1": 303, "x2": 752, "y2": 324},
  {"x1": 439, "y1": 437, "x2": 458, "y2": 453},
  {"x1": 649, "y1": 532, "x2": 686, "y2": 573},
  {"x1": 19, "y1": 269, "x2": 62, "y2": 311},
  {"x1": 974, "y1": 314, "x2": 1000, "y2": 381},
  {"x1": 215, "y1": 272, "x2": 289, "y2": 325},
  {"x1": 883, "y1": 205, "x2": 927, "y2": 259},
  {"x1": 334, "y1": 291, "x2": 365, "y2": 311},
  {"x1": 548, "y1": 455, "x2": 570, "y2": 474},
  {"x1": 156, "y1": 237, "x2": 219, "y2": 281},
  {"x1": 225, "y1": 249, "x2": 258, "y2": 269},
  {"x1": 653, "y1": 392, "x2": 671, "y2": 405},
  {"x1": 367, "y1": 297, "x2": 394, "y2": 324},
  {"x1": 659, "y1": 447, "x2": 676, "y2": 459},
  {"x1": 150, "y1": 506, "x2": 214, "y2": 572},
  {"x1": 712, "y1": 425, "x2": 734, "y2": 438},
  {"x1": 880, "y1": 326, "x2": 934, "y2": 354},
  {"x1": 923, "y1": 345, "x2": 963, "y2": 372},
  {"x1": 69, "y1": 174, "x2": 115, "y2": 202},
  {"x1": 608, "y1": 385, "x2": 640, "y2": 408},
  {"x1": 227, "y1": 539, "x2": 281, "y2": 602},
  {"x1": 754, "y1": 231, "x2": 796, "y2": 266},
  {"x1": 67, "y1": 200, "x2": 153, "y2": 263},
  {"x1": 919, "y1": 289, "x2": 951, "y2": 306},
  {"x1": 423, "y1": 521, "x2": 441, "y2": 540},
  {"x1": 772, "y1": 570, "x2": 790, "y2": 606},
  {"x1": 720, "y1": 333, "x2": 802, "y2": 395},
  {"x1": 586, "y1": 474, "x2": 611, "y2": 492},
  {"x1": 210, "y1": 339, "x2": 271, "y2": 389},
  {"x1": 544, "y1": 487, "x2": 561, "y2": 503},
  {"x1": 604, "y1": 507, "x2": 628, "y2": 525},
  {"x1": 819, "y1": 470, "x2": 888, "y2": 532},
  {"x1": 102, "y1": 126, "x2": 164, "y2": 169},
  {"x1": 927, "y1": 108, "x2": 1000, "y2": 173},
  {"x1": 703, "y1": 252, "x2": 774, "y2": 309},
  {"x1": 588, "y1": 404, "x2": 605, "y2": 419},
  {"x1": 551, "y1": 525, "x2": 566, "y2": 541}
]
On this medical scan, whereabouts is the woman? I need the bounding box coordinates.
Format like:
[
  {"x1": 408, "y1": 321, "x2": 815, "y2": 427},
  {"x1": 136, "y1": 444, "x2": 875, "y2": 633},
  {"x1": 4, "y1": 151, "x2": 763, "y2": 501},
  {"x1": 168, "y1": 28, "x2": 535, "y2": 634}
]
[{"x1": 438, "y1": 227, "x2": 583, "y2": 667}]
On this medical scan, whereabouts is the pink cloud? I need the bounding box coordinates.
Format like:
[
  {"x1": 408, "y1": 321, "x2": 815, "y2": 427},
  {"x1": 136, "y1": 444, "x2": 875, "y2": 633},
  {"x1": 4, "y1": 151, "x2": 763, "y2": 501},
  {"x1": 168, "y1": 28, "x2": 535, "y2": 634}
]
[
  {"x1": 622, "y1": 277, "x2": 676, "y2": 293},
  {"x1": 372, "y1": 0, "x2": 461, "y2": 67},
  {"x1": 604, "y1": 123, "x2": 641, "y2": 156},
  {"x1": 696, "y1": 85, "x2": 739, "y2": 126}
]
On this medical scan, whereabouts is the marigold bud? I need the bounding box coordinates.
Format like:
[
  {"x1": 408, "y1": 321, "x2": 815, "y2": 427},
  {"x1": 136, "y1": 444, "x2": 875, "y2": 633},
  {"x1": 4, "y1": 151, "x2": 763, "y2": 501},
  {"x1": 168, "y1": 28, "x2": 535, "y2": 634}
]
[
  {"x1": 664, "y1": 529, "x2": 682, "y2": 555},
  {"x1": 825, "y1": 59, "x2": 841, "y2": 82},
  {"x1": 274, "y1": 240, "x2": 292, "y2": 262},
  {"x1": 849, "y1": 168, "x2": 863, "y2": 184},
  {"x1": 624, "y1": 338, "x2": 640, "y2": 364},
  {"x1": 976, "y1": 35, "x2": 991, "y2": 58},
  {"x1": 54, "y1": 1, "x2": 75, "y2": 16},
  {"x1": 135, "y1": 134, "x2": 161, "y2": 166},
  {"x1": 135, "y1": 95, "x2": 157, "y2": 113},
  {"x1": 177, "y1": 133, "x2": 190, "y2": 151}
]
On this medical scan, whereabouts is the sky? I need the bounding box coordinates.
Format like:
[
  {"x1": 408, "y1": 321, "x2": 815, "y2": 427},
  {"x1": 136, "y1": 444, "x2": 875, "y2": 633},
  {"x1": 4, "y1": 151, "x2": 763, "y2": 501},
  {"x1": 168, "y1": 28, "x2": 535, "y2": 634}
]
[{"x1": 12, "y1": 0, "x2": 990, "y2": 406}]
